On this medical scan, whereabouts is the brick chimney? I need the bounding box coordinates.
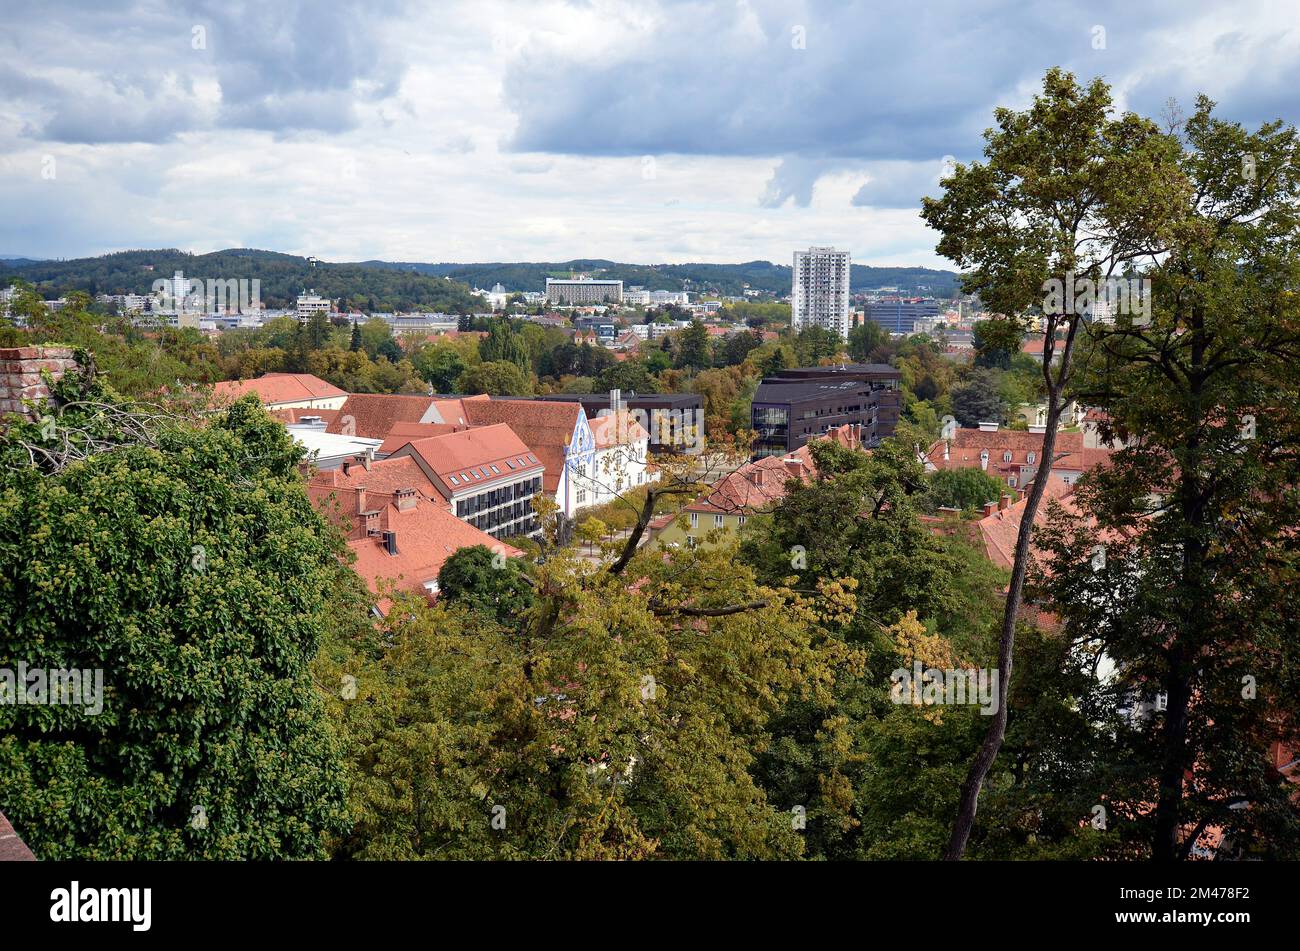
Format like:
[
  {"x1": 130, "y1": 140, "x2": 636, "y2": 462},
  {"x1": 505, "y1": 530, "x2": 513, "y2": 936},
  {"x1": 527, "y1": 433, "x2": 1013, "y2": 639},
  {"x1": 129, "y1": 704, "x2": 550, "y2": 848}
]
[
  {"x1": 749, "y1": 466, "x2": 765, "y2": 487},
  {"x1": 982, "y1": 500, "x2": 998, "y2": 518},
  {"x1": 783, "y1": 456, "x2": 803, "y2": 480},
  {"x1": 999, "y1": 494, "x2": 1012, "y2": 511},
  {"x1": 395, "y1": 487, "x2": 417, "y2": 512},
  {"x1": 354, "y1": 485, "x2": 367, "y2": 516},
  {"x1": 0, "y1": 347, "x2": 77, "y2": 421}
]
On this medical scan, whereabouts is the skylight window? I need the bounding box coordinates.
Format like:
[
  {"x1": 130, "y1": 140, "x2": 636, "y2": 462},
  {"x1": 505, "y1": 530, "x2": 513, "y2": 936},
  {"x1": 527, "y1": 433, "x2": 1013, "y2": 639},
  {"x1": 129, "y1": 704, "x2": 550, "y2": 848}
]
[
  {"x1": 527, "y1": 454, "x2": 538, "y2": 463},
  {"x1": 506, "y1": 459, "x2": 516, "y2": 469},
  {"x1": 449, "y1": 475, "x2": 459, "y2": 485},
  {"x1": 491, "y1": 465, "x2": 500, "y2": 474}
]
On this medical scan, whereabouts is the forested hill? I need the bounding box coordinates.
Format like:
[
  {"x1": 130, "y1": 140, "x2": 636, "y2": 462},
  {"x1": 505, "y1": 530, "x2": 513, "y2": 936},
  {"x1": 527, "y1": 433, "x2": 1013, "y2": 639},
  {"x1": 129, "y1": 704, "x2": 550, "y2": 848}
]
[
  {"x1": 3, "y1": 249, "x2": 961, "y2": 306},
  {"x1": 356, "y1": 258, "x2": 961, "y2": 297},
  {"x1": 1, "y1": 249, "x2": 481, "y2": 313}
]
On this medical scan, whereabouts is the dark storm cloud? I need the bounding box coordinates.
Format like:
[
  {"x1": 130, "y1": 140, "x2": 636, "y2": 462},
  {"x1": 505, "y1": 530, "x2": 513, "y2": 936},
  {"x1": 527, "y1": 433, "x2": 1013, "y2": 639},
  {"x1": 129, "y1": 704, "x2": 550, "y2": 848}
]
[{"x1": 502, "y1": 0, "x2": 1295, "y2": 170}]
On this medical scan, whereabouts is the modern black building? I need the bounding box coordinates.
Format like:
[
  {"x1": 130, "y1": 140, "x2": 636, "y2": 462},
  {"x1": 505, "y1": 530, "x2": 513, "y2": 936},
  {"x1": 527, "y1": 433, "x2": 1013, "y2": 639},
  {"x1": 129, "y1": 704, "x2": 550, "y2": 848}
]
[{"x1": 750, "y1": 364, "x2": 902, "y2": 458}]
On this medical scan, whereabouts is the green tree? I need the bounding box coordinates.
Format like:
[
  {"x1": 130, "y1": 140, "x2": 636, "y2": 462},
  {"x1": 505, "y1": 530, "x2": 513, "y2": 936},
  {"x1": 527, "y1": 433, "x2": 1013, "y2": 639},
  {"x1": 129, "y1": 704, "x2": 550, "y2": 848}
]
[
  {"x1": 674, "y1": 319, "x2": 712, "y2": 371},
  {"x1": 949, "y1": 368, "x2": 1006, "y2": 427},
  {"x1": 925, "y1": 468, "x2": 1009, "y2": 513},
  {"x1": 848, "y1": 321, "x2": 887, "y2": 363},
  {"x1": 0, "y1": 372, "x2": 352, "y2": 858},
  {"x1": 413, "y1": 345, "x2": 466, "y2": 393},
  {"x1": 1035, "y1": 94, "x2": 1300, "y2": 860},
  {"x1": 456, "y1": 360, "x2": 534, "y2": 396},
  {"x1": 479, "y1": 320, "x2": 531, "y2": 371},
  {"x1": 794, "y1": 326, "x2": 843, "y2": 366},
  {"x1": 437, "y1": 545, "x2": 536, "y2": 624},
  {"x1": 921, "y1": 67, "x2": 1188, "y2": 859},
  {"x1": 971, "y1": 318, "x2": 1023, "y2": 370}
]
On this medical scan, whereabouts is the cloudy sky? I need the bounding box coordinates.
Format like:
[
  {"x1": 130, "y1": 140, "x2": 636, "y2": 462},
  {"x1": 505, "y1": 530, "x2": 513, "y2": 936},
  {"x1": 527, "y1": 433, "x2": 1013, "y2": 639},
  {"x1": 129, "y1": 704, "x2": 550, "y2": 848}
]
[{"x1": 2, "y1": 0, "x2": 1298, "y2": 268}]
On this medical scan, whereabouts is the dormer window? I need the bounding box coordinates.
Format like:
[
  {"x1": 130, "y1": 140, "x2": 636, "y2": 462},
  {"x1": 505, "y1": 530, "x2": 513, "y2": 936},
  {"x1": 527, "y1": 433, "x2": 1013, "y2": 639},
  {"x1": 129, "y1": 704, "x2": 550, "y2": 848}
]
[
  {"x1": 1003, "y1": 451, "x2": 1012, "y2": 463},
  {"x1": 1026, "y1": 451, "x2": 1036, "y2": 464}
]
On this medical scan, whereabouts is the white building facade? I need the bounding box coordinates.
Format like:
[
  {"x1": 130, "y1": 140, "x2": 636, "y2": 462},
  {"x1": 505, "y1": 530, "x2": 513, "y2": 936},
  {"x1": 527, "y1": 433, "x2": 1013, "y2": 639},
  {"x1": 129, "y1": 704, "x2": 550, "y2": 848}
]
[{"x1": 792, "y1": 246, "x2": 851, "y2": 339}]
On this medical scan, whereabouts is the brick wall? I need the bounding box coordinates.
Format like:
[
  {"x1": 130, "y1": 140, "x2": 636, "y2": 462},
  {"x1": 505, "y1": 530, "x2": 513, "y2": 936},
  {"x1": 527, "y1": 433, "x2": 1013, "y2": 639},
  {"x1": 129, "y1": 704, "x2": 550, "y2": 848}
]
[{"x1": 0, "y1": 346, "x2": 77, "y2": 420}]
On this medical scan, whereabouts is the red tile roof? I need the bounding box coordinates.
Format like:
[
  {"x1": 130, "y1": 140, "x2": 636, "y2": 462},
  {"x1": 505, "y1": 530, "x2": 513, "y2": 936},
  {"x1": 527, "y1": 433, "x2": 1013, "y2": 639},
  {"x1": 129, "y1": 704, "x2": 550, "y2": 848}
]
[
  {"x1": 326, "y1": 393, "x2": 492, "y2": 439},
  {"x1": 460, "y1": 401, "x2": 583, "y2": 494},
  {"x1": 378, "y1": 421, "x2": 462, "y2": 454},
  {"x1": 926, "y1": 429, "x2": 1096, "y2": 476},
  {"x1": 388, "y1": 423, "x2": 544, "y2": 495},
  {"x1": 345, "y1": 492, "x2": 521, "y2": 616},
  {"x1": 212, "y1": 373, "x2": 346, "y2": 406},
  {"x1": 686, "y1": 446, "x2": 816, "y2": 515},
  {"x1": 270, "y1": 406, "x2": 341, "y2": 426},
  {"x1": 971, "y1": 481, "x2": 1079, "y2": 569},
  {"x1": 326, "y1": 394, "x2": 437, "y2": 439}
]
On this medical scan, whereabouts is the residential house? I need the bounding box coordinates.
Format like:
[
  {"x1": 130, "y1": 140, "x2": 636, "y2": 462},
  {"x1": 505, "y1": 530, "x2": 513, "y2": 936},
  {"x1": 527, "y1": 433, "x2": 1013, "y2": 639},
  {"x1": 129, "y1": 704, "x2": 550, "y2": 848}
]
[
  {"x1": 577, "y1": 409, "x2": 658, "y2": 507},
  {"x1": 308, "y1": 456, "x2": 520, "y2": 616},
  {"x1": 925, "y1": 424, "x2": 1111, "y2": 490},
  {"x1": 385, "y1": 424, "x2": 546, "y2": 539},
  {"x1": 657, "y1": 448, "x2": 816, "y2": 550}
]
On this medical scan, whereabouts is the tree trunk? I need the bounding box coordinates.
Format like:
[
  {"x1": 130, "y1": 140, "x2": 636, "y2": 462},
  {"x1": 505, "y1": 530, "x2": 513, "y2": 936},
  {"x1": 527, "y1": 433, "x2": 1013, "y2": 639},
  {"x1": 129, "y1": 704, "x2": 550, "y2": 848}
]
[
  {"x1": 1151, "y1": 663, "x2": 1193, "y2": 861},
  {"x1": 944, "y1": 395, "x2": 1066, "y2": 860}
]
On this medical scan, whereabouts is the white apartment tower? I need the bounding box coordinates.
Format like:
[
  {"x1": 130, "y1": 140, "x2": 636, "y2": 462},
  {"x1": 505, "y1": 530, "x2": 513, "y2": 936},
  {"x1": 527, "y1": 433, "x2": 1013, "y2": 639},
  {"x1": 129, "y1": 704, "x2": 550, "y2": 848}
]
[{"x1": 792, "y1": 246, "x2": 851, "y2": 338}]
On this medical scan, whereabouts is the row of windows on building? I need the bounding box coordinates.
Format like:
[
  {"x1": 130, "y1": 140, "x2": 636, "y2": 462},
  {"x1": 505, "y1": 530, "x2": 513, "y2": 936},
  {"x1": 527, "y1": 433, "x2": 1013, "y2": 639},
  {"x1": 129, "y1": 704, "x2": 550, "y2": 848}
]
[
  {"x1": 574, "y1": 468, "x2": 646, "y2": 504},
  {"x1": 454, "y1": 475, "x2": 544, "y2": 518},
  {"x1": 687, "y1": 512, "x2": 746, "y2": 529},
  {"x1": 447, "y1": 454, "x2": 539, "y2": 488}
]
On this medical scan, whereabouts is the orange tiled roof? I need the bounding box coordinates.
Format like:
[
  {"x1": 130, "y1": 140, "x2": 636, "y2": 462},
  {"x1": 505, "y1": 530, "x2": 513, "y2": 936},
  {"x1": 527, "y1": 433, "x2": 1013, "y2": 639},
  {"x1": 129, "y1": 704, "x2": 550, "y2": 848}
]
[
  {"x1": 212, "y1": 373, "x2": 346, "y2": 406},
  {"x1": 460, "y1": 400, "x2": 583, "y2": 494},
  {"x1": 270, "y1": 406, "x2": 341, "y2": 425},
  {"x1": 389, "y1": 423, "x2": 544, "y2": 493},
  {"x1": 926, "y1": 429, "x2": 1092, "y2": 475},
  {"x1": 327, "y1": 394, "x2": 436, "y2": 438},
  {"x1": 378, "y1": 421, "x2": 462, "y2": 454},
  {"x1": 972, "y1": 480, "x2": 1079, "y2": 569},
  {"x1": 685, "y1": 446, "x2": 816, "y2": 515},
  {"x1": 346, "y1": 492, "x2": 521, "y2": 616}
]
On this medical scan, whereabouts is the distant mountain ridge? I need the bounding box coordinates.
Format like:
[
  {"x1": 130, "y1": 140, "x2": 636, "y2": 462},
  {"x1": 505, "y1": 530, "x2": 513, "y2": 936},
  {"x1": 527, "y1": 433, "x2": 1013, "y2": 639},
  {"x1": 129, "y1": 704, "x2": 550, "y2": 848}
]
[
  {"x1": 2, "y1": 249, "x2": 962, "y2": 306},
  {"x1": 1, "y1": 248, "x2": 480, "y2": 313},
  {"x1": 356, "y1": 258, "x2": 962, "y2": 297}
]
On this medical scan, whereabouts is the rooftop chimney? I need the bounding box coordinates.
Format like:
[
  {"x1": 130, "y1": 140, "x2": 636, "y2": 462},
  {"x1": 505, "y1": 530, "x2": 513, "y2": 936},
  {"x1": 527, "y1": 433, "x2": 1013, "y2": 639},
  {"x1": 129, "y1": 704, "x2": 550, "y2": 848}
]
[
  {"x1": 783, "y1": 457, "x2": 803, "y2": 480},
  {"x1": 999, "y1": 494, "x2": 1012, "y2": 511},
  {"x1": 395, "y1": 487, "x2": 417, "y2": 512},
  {"x1": 749, "y1": 467, "x2": 765, "y2": 487},
  {"x1": 353, "y1": 453, "x2": 371, "y2": 471},
  {"x1": 982, "y1": 500, "x2": 998, "y2": 518},
  {"x1": 943, "y1": 440, "x2": 950, "y2": 461},
  {"x1": 355, "y1": 485, "x2": 367, "y2": 515},
  {"x1": 382, "y1": 530, "x2": 398, "y2": 555}
]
